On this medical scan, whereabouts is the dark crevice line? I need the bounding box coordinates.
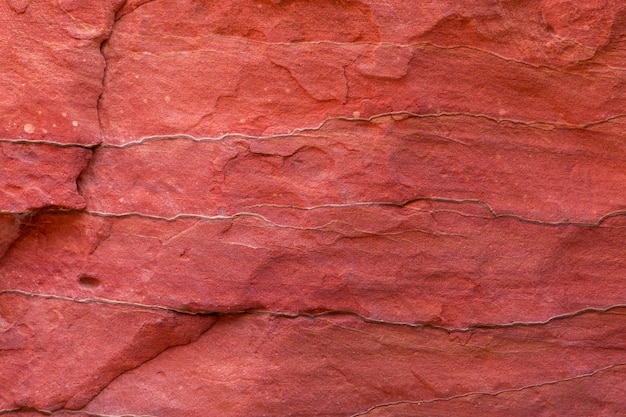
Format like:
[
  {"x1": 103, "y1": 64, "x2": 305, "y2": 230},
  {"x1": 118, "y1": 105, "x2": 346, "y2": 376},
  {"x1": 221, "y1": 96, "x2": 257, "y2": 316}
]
[
  {"x1": 0, "y1": 407, "x2": 155, "y2": 417},
  {"x1": 0, "y1": 408, "x2": 50, "y2": 416},
  {"x1": 96, "y1": 0, "x2": 130, "y2": 143},
  {"x1": 0, "y1": 139, "x2": 98, "y2": 148},
  {"x1": 3, "y1": 195, "x2": 626, "y2": 229},
  {"x1": 1, "y1": 289, "x2": 624, "y2": 333}
]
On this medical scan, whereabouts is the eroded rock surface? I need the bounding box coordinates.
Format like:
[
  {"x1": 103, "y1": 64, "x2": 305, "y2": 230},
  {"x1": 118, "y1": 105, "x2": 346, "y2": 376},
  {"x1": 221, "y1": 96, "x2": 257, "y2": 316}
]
[{"x1": 1, "y1": 0, "x2": 625, "y2": 416}]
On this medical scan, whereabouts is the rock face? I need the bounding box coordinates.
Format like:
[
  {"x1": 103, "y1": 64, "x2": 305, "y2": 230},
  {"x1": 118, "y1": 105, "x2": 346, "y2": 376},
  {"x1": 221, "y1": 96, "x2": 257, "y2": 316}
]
[{"x1": 1, "y1": 1, "x2": 625, "y2": 416}]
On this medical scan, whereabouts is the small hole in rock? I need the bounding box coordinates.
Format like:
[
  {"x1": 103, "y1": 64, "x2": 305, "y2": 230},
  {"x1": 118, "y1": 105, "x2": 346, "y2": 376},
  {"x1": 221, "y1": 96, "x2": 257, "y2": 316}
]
[{"x1": 78, "y1": 276, "x2": 101, "y2": 288}]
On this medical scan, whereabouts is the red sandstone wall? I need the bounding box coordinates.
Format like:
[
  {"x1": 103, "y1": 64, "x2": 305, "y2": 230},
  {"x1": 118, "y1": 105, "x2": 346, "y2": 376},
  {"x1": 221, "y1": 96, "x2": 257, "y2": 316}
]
[{"x1": 1, "y1": 1, "x2": 626, "y2": 415}]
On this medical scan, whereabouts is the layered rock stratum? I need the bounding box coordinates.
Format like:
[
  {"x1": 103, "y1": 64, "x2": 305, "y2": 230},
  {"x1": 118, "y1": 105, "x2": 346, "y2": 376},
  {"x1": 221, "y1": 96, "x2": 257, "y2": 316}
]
[{"x1": 1, "y1": 1, "x2": 625, "y2": 416}]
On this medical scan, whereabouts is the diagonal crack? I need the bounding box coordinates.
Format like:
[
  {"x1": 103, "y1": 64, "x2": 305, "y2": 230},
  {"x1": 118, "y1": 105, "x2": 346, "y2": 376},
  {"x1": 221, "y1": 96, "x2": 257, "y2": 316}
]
[
  {"x1": 6, "y1": 363, "x2": 626, "y2": 417},
  {"x1": 68, "y1": 317, "x2": 219, "y2": 413},
  {"x1": 349, "y1": 363, "x2": 626, "y2": 417}
]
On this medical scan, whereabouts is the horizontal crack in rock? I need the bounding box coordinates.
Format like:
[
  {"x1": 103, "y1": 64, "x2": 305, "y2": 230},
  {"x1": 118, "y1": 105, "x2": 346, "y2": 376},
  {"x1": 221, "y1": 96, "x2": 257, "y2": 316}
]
[
  {"x1": 1, "y1": 289, "x2": 624, "y2": 332},
  {"x1": 4, "y1": 195, "x2": 626, "y2": 229},
  {"x1": 1, "y1": 111, "x2": 623, "y2": 149},
  {"x1": 0, "y1": 406, "x2": 156, "y2": 417}
]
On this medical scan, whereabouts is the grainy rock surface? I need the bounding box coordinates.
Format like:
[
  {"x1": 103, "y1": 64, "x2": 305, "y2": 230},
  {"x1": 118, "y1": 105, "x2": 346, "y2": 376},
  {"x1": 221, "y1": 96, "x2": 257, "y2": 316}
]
[{"x1": 1, "y1": 0, "x2": 625, "y2": 416}]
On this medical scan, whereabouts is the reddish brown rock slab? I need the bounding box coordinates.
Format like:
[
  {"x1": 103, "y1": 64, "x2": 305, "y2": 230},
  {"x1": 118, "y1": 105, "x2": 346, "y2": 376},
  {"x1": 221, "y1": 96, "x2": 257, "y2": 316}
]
[
  {"x1": 99, "y1": 0, "x2": 626, "y2": 143},
  {"x1": 375, "y1": 0, "x2": 624, "y2": 65},
  {"x1": 0, "y1": 412, "x2": 87, "y2": 417},
  {"x1": 116, "y1": 0, "x2": 626, "y2": 69},
  {"x1": 0, "y1": 0, "x2": 123, "y2": 144},
  {"x1": 81, "y1": 310, "x2": 626, "y2": 417},
  {"x1": 0, "y1": 142, "x2": 91, "y2": 213},
  {"x1": 0, "y1": 292, "x2": 216, "y2": 412},
  {"x1": 0, "y1": 142, "x2": 89, "y2": 262},
  {"x1": 82, "y1": 116, "x2": 626, "y2": 224},
  {"x1": 3, "y1": 208, "x2": 626, "y2": 328},
  {"x1": 362, "y1": 364, "x2": 626, "y2": 417}
]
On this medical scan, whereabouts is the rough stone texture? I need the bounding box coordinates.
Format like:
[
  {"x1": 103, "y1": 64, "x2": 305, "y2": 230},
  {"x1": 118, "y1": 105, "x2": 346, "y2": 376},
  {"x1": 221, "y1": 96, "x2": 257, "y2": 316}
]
[
  {"x1": 0, "y1": 293, "x2": 215, "y2": 411},
  {"x1": 3, "y1": 210, "x2": 626, "y2": 328},
  {"x1": 81, "y1": 116, "x2": 626, "y2": 223},
  {"x1": 1, "y1": 0, "x2": 626, "y2": 416},
  {"x1": 0, "y1": 142, "x2": 90, "y2": 212},
  {"x1": 99, "y1": 0, "x2": 626, "y2": 143},
  {"x1": 84, "y1": 310, "x2": 626, "y2": 417},
  {"x1": 0, "y1": 215, "x2": 20, "y2": 260},
  {"x1": 0, "y1": 0, "x2": 122, "y2": 145}
]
